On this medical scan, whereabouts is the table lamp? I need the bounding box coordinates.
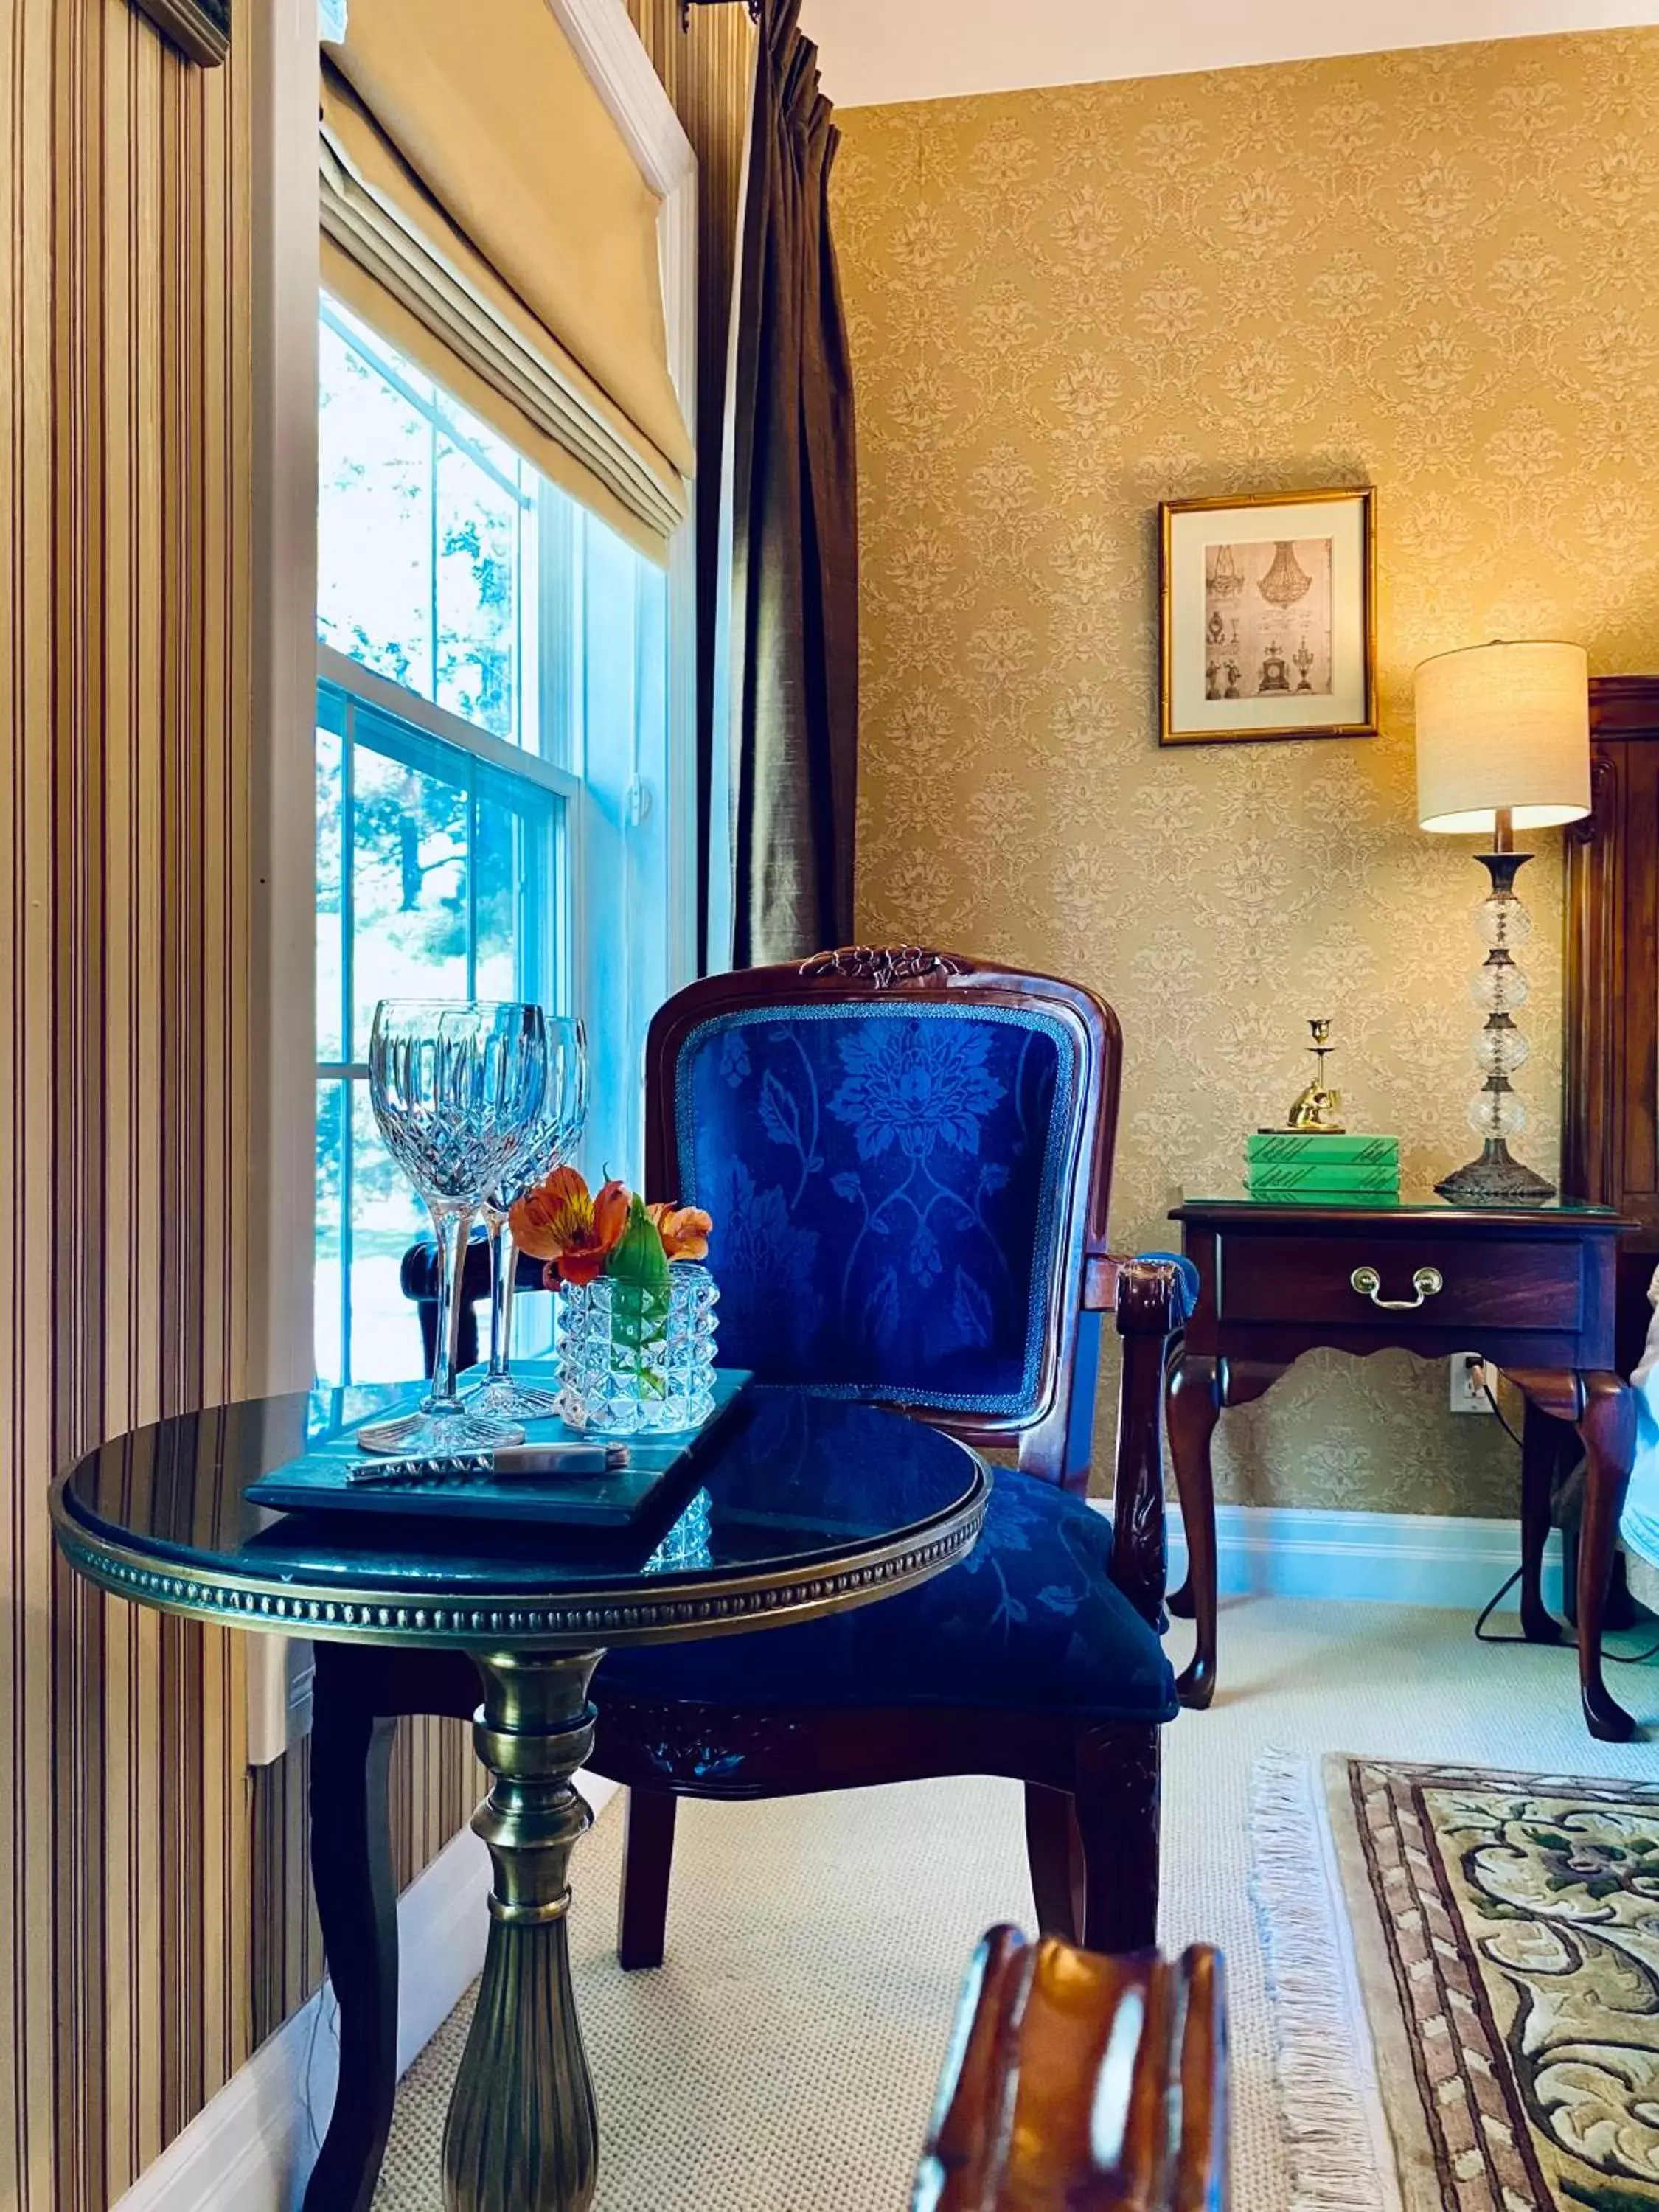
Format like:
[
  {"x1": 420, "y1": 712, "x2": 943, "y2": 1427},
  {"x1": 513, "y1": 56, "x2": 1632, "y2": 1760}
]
[{"x1": 1413, "y1": 639, "x2": 1590, "y2": 1204}]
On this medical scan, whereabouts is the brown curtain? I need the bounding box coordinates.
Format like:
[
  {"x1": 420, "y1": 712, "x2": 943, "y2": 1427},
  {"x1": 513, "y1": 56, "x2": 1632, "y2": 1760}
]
[{"x1": 728, "y1": 0, "x2": 858, "y2": 967}]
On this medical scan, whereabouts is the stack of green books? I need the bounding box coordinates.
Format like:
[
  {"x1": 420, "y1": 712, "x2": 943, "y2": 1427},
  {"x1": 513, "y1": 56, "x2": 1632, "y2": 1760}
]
[{"x1": 1244, "y1": 1132, "x2": 1400, "y2": 1203}]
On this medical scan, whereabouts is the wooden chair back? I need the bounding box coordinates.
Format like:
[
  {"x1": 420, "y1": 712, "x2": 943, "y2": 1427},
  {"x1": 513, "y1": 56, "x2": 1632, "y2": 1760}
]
[{"x1": 644, "y1": 945, "x2": 1123, "y2": 1492}]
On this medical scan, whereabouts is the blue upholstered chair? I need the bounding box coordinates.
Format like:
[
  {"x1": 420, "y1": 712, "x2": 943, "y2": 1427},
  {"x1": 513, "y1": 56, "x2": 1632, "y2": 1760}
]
[{"x1": 586, "y1": 946, "x2": 1192, "y2": 1960}]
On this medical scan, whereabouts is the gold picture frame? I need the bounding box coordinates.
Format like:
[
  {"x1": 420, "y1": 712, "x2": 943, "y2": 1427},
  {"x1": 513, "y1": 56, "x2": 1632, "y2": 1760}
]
[{"x1": 1159, "y1": 486, "x2": 1377, "y2": 746}]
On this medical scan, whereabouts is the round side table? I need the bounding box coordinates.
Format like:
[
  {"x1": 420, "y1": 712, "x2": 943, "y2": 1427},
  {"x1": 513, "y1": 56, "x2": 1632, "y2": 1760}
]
[{"x1": 54, "y1": 1385, "x2": 988, "y2": 2212}]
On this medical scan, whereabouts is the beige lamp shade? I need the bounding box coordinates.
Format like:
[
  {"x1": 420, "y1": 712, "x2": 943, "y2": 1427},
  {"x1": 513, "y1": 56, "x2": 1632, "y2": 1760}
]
[{"x1": 1414, "y1": 640, "x2": 1591, "y2": 834}]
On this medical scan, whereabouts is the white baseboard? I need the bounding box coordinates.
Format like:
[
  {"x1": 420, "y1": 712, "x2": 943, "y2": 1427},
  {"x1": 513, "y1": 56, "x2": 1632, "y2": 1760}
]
[
  {"x1": 1128, "y1": 1499, "x2": 1565, "y2": 1613},
  {"x1": 115, "y1": 1773, "x2": 620, "y2": 2212}
]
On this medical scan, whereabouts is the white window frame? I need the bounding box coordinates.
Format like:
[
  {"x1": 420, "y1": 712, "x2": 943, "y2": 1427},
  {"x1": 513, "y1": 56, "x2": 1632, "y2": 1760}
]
[
  {"x1": 246, "y1": 0, "x2": 698, "y2": 1761},
  {"x1": 313, "y1": 631, "x2": 577, "y2": 1392},
  {"x1": 251, "y1": 0, "x2": 698, "y2": 1395}
]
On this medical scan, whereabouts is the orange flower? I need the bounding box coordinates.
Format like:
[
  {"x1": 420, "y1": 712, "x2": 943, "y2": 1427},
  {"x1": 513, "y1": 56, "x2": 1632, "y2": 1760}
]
[
  {"x1": 510, "y1": 1166, "x2": 630, "y2": 1286},
  {"x1": 647, "y1": 1201, "x2": 713, "y2": 1263}
]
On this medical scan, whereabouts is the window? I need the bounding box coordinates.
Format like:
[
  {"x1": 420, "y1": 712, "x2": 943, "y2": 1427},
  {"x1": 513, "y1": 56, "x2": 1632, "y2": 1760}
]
[
  {"x1": 317, "y1": 302, "x2": 543, "y2": 751},
  {"x1": 314, "y1": 299, "x2": 672, "y2": 1388}
]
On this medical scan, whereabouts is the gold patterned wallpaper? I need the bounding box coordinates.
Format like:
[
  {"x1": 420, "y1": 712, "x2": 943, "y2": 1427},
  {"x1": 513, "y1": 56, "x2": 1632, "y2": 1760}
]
[{"x1": 833, "y1": 28, "x2": 1659, "y2": 1514}]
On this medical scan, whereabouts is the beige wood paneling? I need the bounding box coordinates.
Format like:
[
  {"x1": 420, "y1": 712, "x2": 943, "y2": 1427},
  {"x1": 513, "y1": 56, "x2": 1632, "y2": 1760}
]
[
  {"x1": 0, "y1": 3, "x2": 760, "y2": 2197},
  {"x1": 0, "y1": 3, "x2": 253, "y2": 2201}
]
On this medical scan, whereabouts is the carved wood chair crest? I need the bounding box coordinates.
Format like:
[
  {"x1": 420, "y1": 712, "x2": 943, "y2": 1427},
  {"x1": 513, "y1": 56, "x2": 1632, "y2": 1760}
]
[{"x1": 798, "y1": 942, "x2": 972, "y2": 989}]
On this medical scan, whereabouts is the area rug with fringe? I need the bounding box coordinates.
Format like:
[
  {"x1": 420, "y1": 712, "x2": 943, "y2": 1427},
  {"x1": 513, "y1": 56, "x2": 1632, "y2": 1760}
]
[{"x1": 1251, "y1": 1750, "x2": 1659, "y2": 2212}]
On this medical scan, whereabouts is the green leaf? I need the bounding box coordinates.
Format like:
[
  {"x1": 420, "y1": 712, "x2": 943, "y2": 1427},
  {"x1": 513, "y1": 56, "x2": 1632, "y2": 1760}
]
[
  {"x1": 607, "y1": 1194, "x2": 671, "y2": 1296},
  {"x1": 604, "y1": 1194, "x2": 671, "y2": 1397}
]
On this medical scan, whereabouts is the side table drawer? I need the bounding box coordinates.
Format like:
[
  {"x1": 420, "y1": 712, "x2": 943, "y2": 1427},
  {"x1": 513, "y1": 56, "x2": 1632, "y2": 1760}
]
[{"x1": 1216, "y1": 1233, "x2": 1583, "y2": 1333}]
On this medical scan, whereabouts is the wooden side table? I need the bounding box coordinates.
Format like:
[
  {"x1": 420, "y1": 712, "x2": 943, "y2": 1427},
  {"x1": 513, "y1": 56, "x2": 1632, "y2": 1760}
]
[{"x1": 1164, "y1": 1197, "x2": 1639, "y2": 1741}]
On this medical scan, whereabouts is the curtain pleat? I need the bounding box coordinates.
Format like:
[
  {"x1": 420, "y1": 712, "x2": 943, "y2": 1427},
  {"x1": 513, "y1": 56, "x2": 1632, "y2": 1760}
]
[{"x1": 727, "y1": 0, "x2": 859, "y2": 968}]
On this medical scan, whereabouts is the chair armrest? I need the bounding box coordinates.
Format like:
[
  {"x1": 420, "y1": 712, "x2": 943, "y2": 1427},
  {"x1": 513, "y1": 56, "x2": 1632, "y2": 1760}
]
[
  {"x1": 915, "y1": 1925, "x2": 1230, "y2": 2211},
  {"x1": 1085, "y1": 1249, "x2": 1199, "y2": 1324},
  {"x1": 398, "y1": 1230, "x2": 543, "y2": 1379},
  {"x1": 1095, "y1": 1257, "x2": 1189, "y2": 1627},
  {"x1": 400, "y1": 1231, "x2": 540, "y2": 1308}
]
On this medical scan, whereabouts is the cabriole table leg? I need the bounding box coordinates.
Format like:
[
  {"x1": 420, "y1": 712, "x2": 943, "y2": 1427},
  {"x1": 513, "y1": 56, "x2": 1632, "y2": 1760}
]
[
  {"x1": 442, "y1": 1649, "x2": 603, "y2": 2212},
  {"x1": 1576, "y1": 1374, "x2": 1639, "y2": 1745}
]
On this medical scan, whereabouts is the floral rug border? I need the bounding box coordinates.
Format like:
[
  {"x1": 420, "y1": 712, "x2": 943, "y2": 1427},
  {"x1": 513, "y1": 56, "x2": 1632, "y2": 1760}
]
[{"x1": 1253, "y1": 1751, "x2": 1659, "y2": 2212}]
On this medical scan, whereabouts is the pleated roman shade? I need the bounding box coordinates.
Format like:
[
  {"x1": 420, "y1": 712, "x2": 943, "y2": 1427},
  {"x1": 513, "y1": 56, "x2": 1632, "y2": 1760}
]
[{"x1": 321, "y1": 0, "x2": 694, "y2": 561}]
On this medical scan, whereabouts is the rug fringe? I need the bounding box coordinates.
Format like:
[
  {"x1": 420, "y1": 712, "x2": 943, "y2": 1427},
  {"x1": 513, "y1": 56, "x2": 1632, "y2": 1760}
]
[{"x1": 1249, "y1": 1748, "x2": 1393, "y2": 2212}]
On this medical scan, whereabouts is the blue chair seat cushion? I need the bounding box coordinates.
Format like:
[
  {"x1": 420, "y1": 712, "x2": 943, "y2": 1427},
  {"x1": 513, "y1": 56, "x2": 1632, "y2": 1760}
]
[{"x1": 595, "y1": 1467, "x2": 1178, "y2": 1725}]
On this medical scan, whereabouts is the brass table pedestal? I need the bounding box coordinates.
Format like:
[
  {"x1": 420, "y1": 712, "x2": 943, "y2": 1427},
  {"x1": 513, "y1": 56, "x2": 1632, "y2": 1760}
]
[{"x1": 444, "y1": 1652, "x2": 602, "y2": 2212}]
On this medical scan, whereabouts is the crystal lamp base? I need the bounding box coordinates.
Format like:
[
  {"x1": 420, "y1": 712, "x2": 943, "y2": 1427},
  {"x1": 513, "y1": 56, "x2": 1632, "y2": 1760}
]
[{"x1": 1436, "y1": 1139, "x2": 1557, "y2": 1206}]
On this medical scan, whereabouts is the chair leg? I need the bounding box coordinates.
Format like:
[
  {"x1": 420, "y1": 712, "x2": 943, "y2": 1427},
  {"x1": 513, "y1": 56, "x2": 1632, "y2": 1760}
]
[
  {"x1": 304, "y1": 1647, "x2": 401, "y2": 2212},
  {"x1": 1073, "y1": 1728, "x2": 1161, "y2": 1955},
  {"x1": 618, "y1": 1787, "x2": 678, "y2": 1971},
  {"x1": 1023, "y1": 1782, "x2": 1080, "y2": 1943}
]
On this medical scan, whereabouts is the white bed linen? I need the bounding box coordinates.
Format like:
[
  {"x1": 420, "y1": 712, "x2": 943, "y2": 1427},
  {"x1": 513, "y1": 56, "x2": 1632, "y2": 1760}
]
[{"x1": 1621, "y1": 1265, "x2": 1659, "y2": 1568}]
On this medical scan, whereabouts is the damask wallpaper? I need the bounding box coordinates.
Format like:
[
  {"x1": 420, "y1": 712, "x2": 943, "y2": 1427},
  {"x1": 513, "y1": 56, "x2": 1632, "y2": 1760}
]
[{"x1": 833, "y1": 29, "x2": 1659, "y2": 1515}]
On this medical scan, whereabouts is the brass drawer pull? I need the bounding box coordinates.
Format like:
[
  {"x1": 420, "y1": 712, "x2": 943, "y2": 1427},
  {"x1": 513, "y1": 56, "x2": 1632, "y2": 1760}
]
[{"x1": 1350, "y1": 1265, "x2": 1444, "y2": 1310}]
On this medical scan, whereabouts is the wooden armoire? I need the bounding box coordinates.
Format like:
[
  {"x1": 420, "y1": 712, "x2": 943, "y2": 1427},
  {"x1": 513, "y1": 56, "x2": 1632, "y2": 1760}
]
[{"x1": 1563, "y1": 675, "x2": 1659, "y2": 1374}]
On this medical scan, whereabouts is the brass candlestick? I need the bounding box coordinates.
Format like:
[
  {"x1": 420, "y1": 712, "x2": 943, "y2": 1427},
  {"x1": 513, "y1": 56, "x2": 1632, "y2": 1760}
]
[{"x1": 1285, "y1": 1018, "x2": 1346, "y2": 1134}]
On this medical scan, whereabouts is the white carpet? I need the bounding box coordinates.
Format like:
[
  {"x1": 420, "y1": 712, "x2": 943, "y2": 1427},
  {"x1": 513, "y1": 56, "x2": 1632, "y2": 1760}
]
[{"x1": 371, "y1": 1597, "x2": 1659, "y2": 2210}]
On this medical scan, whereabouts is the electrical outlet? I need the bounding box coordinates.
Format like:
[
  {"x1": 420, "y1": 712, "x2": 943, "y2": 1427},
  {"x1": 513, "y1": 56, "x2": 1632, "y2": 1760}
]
[{"x1": 1450, "y1": 1354, "x2": 1494, "y2": 1415}]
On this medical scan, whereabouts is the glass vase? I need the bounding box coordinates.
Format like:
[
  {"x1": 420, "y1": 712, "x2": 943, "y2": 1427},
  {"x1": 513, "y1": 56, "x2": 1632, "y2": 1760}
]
[{"x1": 556, "y1": 1265, "x2": 719, "y2": 1435}]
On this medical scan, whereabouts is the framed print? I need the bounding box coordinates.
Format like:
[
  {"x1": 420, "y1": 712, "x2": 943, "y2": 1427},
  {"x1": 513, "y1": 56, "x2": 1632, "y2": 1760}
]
[
  {"x1": 1159, "y1": 486, "x2": 1377, "y2": 745},
  {"x1": 133, "y1": 0, "x2": 229, "y2": 66}
]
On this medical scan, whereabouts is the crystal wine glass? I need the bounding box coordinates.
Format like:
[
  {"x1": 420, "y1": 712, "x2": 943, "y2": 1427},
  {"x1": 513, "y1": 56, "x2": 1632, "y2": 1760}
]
[
  {"x1": 357, "y1": 999, "x2": 549, "y2": 1457},
  {"x1": 467, "y1": 1016, "x2": 588, "y2": 1423}
]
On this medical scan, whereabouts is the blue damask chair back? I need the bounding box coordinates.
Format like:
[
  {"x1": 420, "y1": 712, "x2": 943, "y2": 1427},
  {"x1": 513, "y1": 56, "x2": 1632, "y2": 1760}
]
[{"x1": 646, "y1": 946, "x2": 1121, "y2": 1490}]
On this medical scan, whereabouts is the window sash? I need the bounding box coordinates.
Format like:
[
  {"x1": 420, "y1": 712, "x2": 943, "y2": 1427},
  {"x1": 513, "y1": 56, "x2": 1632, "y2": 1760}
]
[
  {"x1": 315, "y1": 667, "x2": 566, "y2": 1386},
  {"x1": 319, "y1": 295, "x2": 544, "y2": 755},
  {"x1": 312, "y1": 296, "x2": 676, "y2": 1387},
  {"x1": 317, "y1": 643, "x2": 580, "y2": 804}
]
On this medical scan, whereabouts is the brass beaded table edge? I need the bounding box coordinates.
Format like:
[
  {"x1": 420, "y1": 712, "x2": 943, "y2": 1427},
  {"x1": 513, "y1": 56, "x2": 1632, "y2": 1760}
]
[{"x1": 49, "y1": 1472, "x2": 990, "y2": 1652}]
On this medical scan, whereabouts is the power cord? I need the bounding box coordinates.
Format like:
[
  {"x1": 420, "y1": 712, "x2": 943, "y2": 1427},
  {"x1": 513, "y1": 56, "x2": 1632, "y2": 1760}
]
[
  {"x1": 1481, "y1": 1377, "x2": 1523, "y2": 1450},
  {"x1": 302, "y1": 1980, "x2": 341, "y2": 2155},
  {"x1": 1470, "y1": 1371, "x2": 1659, "y2": 1664}
]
